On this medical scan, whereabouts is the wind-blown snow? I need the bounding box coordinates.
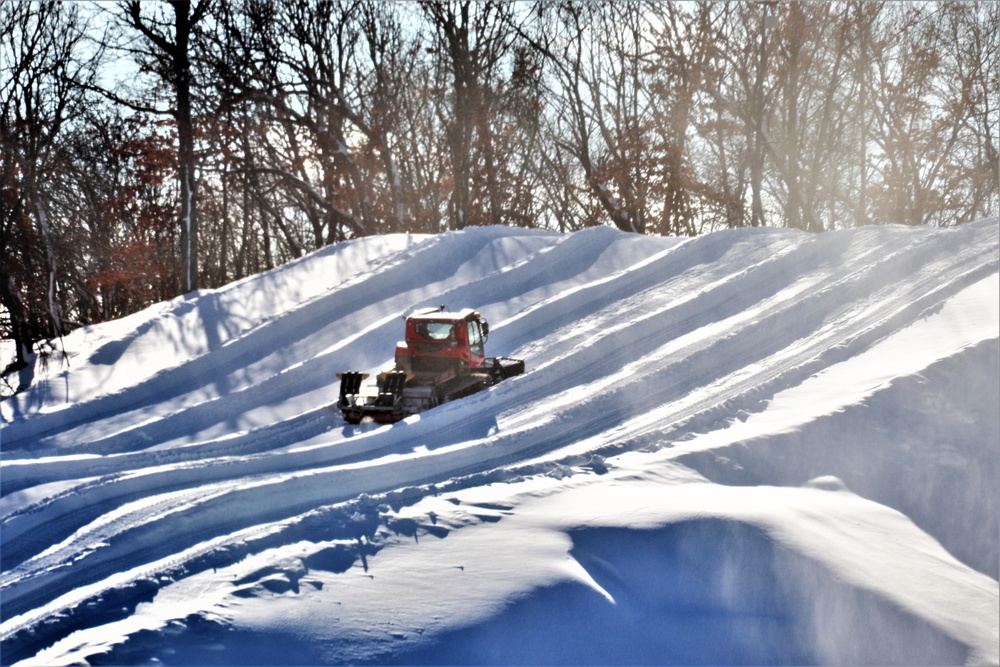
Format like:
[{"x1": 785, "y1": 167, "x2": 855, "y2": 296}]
[{"x1": 1, "y1": 220, "x2": 998, "y2": 666}]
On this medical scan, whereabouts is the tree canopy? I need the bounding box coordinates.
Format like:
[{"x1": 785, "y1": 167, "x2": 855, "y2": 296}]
[{"x1": 2, "y1": 0, "x2": 997, "y2": 375}]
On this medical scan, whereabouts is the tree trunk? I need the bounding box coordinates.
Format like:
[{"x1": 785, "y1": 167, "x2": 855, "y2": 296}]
[{"x1": 172, "y1": 1, "x2": 199, "y2": 292}]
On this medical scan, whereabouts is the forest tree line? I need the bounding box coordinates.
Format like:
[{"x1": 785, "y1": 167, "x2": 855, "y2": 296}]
[{"x1": 2, "y1": 0, "x2": 997, "y2": 371}]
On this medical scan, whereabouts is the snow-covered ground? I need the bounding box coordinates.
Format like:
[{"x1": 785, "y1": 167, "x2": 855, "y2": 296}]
[{"x1": 1, "y1": 220, "x2": 998, "y2": 666}]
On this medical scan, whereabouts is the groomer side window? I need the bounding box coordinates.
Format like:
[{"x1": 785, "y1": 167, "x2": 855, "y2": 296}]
[{"x1": 467, "y1": 321, "x2": 483, "y2": 356}]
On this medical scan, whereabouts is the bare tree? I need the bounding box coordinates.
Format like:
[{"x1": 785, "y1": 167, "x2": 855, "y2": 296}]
[
  {"x1": 115, "y1": 0, "x2": 211, "y2": 292},
  {"x1": 937, "y1": 1, "x2": 1000, "y2": 224},
  {"x1": 420, "y1": 0, "x2": 520, "y2": 229},
  {"x1": 529, "y1": 2, "x2": 649, "y2": 233},
  {"x1": 1, "y1": 1, "x2": 99, "y2": 368},
  {"x1": 646, "y1": 1, "x2": 720, "y2": 235}
]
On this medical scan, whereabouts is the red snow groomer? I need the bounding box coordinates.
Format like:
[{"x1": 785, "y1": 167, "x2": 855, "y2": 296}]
[{"x1": 337, "y1": 307, "x2": 524, "y2": 424}]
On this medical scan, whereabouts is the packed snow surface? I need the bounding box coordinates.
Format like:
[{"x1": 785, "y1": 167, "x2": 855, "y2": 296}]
[{"x1": 1, "y1": 220, "x2": 998, "y2": 666}]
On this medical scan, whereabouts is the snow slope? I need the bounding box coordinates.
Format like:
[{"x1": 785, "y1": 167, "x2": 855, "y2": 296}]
[{"x1": 1, "y1": 220, "x2": 998, "y2": 666}]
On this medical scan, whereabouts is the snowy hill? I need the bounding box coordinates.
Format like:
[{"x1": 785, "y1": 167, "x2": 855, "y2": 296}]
[{"x1": 1, "y1": 220, "x2": 998, "y2": 666}]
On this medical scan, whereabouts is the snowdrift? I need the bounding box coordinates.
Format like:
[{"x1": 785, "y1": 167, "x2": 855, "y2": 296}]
[{"x1": 1, "y1": 220, "x2": 998, "y2": 666}]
